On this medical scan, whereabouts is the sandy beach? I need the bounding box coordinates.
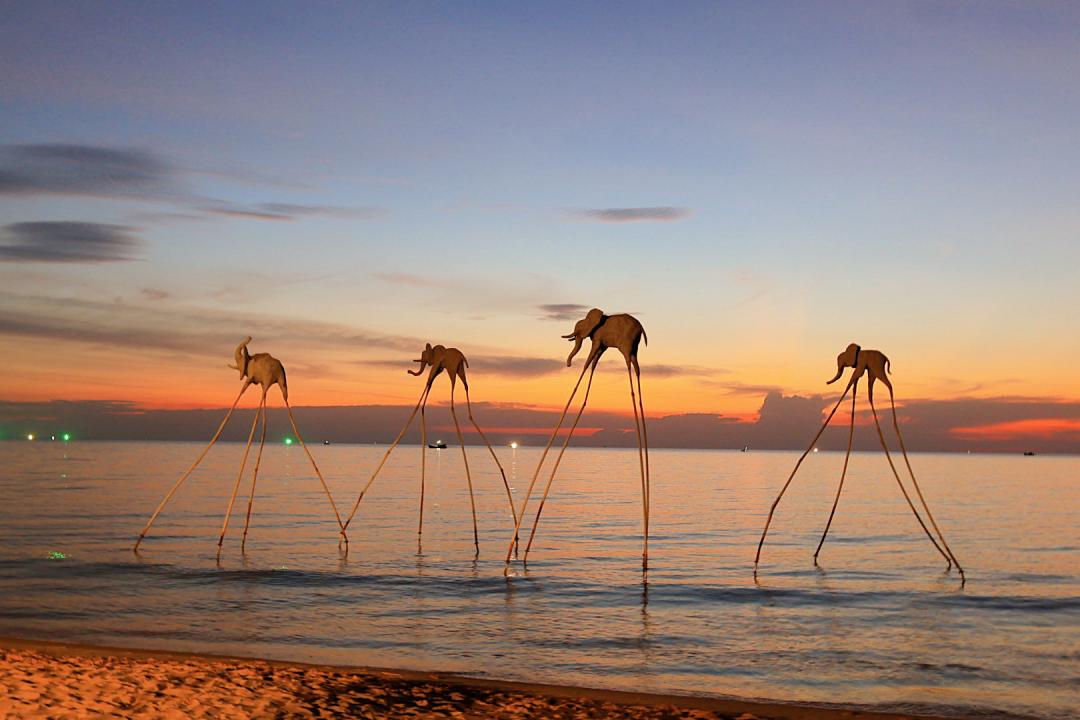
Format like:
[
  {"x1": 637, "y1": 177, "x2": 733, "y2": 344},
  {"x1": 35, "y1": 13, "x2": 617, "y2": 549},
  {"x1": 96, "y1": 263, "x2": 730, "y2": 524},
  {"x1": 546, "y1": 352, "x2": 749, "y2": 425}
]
[{"x1": 0, "y1": 637, "x2": 945, "y2": 720}]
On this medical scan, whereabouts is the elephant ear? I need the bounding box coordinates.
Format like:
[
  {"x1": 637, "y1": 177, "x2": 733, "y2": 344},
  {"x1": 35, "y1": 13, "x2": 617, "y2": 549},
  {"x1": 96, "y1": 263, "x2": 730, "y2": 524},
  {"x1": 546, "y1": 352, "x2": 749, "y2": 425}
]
[{"x1": 581, "y1": 308, "x2": 605, "y2": 337}]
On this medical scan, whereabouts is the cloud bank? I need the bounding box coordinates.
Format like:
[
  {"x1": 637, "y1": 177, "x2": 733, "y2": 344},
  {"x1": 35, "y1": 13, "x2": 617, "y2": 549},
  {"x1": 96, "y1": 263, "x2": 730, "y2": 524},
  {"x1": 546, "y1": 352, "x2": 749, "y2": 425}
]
[{"x1": 5, "y1": 393, "x2": 1077, "y2": 453}]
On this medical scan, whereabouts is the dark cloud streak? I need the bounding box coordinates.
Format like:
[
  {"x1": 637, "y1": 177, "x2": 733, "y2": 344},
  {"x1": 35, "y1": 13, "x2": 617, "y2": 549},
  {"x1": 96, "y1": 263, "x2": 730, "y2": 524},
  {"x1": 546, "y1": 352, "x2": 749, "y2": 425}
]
[
  {"x1": 0, "y1": 222, "x2": 142, "y2": 263},
  {"x1": 0, "y1": 144, "x2": 176, "y2": 198},
  {"x1": 539, "y1": 303, "x2": 589, "y2": 322},
  {"x1": 573, "y1": 207, "x2": 691, "y2": 223}
]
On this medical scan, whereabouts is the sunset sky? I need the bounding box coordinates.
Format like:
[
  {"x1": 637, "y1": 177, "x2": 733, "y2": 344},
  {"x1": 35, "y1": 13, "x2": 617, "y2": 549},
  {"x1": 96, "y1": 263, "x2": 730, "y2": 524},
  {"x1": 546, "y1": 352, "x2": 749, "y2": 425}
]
[{"x1": 2, "y1": 3, "x2": 1079, "y2": 449}]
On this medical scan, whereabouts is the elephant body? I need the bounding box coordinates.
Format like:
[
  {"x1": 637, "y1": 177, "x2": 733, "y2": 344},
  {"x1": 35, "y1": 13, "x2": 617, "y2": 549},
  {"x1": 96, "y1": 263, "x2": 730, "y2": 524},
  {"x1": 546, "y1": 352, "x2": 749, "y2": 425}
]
[
  {"x1": 564, "y1": 308, "x2": 647, "y2": 369},
  {"x1": 230, "y1": 337, "x2": 288, "y2": 400},
  {"x1": 410, "y1": 343, "x2": 469, "y2": 389},
  {"x1": 827, "y1": 342, "x2": 891, "y2": 400}
]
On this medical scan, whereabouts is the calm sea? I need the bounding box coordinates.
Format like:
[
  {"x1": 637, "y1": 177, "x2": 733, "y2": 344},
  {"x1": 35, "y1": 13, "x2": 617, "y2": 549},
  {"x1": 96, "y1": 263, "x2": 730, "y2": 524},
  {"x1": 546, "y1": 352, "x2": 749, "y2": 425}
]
[{"x1": 0, "y1": 441, "x2": 1076, "y2": 719}]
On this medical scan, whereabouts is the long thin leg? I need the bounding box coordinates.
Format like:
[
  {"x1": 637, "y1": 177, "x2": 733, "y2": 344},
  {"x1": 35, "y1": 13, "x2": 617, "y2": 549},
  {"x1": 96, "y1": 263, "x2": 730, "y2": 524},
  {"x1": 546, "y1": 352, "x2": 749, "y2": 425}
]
[
  {"x1": 343, "y1": 385, "x2": 427, "y2": 532},
  {"x1": 219, "y1": 392, "x2": 263, "y2": 546},
  {"x1": 869, "y1": 397, "x2": 952, "y2": 568},
  {"x1": 285, "y1": 399, "x2": 347, "y2": 542},
  {"x1": 523, "y1": 361, "x2": 598, "y2": 561},
  {"x1": 627, "y1": 362, "x2": 648, "y2": 569},
  {"x1": 505, "y1": 361, "x2": 591, "y2": 564},
  {"x1": 241, "y1": 395, "x2": 269, "y2": 551},
  {"x1": 134, "y1": 384, "x2": 248, "y2": 550},
  {"x1": 418, "y1": 384, "x2": 432, "y2": 540},
  {"x1": 888, "y1": 390, "x2": 964, "y2": 578},
  {"x1": 451, "y1": 384, "x2": 479, "y2": 550},
  {"x1": 754, "y1": 377, "x2": 854, "y2": 566},
  {"x1": 465, "y1": 386, "x2": 518, "y2": 545},
  {"x1": 634, "y1": 362, "x2": 650, "y2": 567},
  {"x1": 814, "y1": 379, "x2": 859, "y2": 562}
]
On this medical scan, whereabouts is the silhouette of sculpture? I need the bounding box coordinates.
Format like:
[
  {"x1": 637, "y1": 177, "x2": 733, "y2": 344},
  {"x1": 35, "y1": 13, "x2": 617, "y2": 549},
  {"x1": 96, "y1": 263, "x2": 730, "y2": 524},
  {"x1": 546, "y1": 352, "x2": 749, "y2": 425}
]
[
  {"x1": 754, "y1": 343, "x2": 964, "y2": 581},
  {"x1": 506, "y1": 308, "x2": 651, "y2": 570},
  {"x1": 134, "y1": 338, "x2": 347, "y2": 551},
  {"x1": 341, "y1": 343, "x2": 517, "y2": 551}
]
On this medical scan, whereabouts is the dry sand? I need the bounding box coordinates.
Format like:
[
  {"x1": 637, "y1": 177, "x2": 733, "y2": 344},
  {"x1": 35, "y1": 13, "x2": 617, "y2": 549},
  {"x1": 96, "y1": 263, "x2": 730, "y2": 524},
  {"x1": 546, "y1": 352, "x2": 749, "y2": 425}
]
[{"x1": 0, "y1": 637, "x2": 939, "y2": 720}]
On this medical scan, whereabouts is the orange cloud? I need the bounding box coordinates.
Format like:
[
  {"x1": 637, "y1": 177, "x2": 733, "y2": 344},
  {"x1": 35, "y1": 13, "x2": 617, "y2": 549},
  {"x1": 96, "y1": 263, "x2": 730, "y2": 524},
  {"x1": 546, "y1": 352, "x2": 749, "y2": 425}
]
[
  {"x1": 430, "y1": 425, "x2": 605, "y2": 437},
  {"x1": 950, "y1": 418, "x2": 1080, "y2": 441}
]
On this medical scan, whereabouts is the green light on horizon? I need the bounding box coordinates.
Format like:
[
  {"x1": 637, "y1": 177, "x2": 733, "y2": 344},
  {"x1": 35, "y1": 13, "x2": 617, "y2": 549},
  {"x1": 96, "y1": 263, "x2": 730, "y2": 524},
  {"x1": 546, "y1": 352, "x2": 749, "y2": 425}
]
[
  {"x1": 283, "y1": 437, "x2": 294, "y2": 445},
  {"x1": 62, "y1": 433, "x2": 71, "y2": 442}
]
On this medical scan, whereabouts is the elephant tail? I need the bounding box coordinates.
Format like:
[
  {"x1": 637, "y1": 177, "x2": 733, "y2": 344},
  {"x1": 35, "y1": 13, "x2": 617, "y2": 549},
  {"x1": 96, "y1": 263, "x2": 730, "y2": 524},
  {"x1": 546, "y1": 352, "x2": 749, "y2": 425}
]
[
  {"x1": 279, "y1": 366, "x2": 289, "y2": 402},
  {"x1": 641, "y1": 328, "x2": 649, "y2": 346},
  {"x1": 886, "y1": 357, "x2": 891, "y2": 375},
  {"x1": 463, "y1": 356, "x2": 469, "y2": 368}
]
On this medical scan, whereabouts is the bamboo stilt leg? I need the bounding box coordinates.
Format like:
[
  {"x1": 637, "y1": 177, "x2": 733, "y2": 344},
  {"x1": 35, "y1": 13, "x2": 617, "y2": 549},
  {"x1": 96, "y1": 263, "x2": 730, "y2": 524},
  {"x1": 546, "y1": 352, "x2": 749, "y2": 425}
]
[
  {"x1": 869, "y1": 396, "x2": 952, "y2": 568},
  {"x1": 505, "y1": 361, "x2": 591, "y2": 564},
  {"x1": 285, "y1": 399, "x2": 347, "y2": 542},
  {"x1": 754, "y1": 378, "x2": 854, "y2": 567},
  {"x1": 887, "y1": 391, "x2": 964, "y2": 578},
  {"x1": 634, "y1": 364, "x2": 650, "y2": 566},
  {"x1": 627, "y1": 362, "x2": 648, "y2": 568},
  {"x1": 450, "y1": 384, "x2": 479, "y2": 550},
  {"x1": 343, "y1": 386, "x2": 427, "y2": 532},
  {"x1": 219, "y1": 392, "x2": 263, "y2": 546},
  {"x1": 464, "y1": 386, "x2": 517, "y2": 544},
  {"x1": 523, "y1": 361, "x2": 598, "y2": 561},
  {"x1": 418, "y1": 384, "x2": 431, "y2": 539},
  {"x1": 135, "y1": 384, "x2": 249, "y2": 550},
  {"x1": 241, "y1": 396, "x2": 269, "y2": 551},
  {"x1": 814, "y1": 379, "x2": 859, "y2": 562}
]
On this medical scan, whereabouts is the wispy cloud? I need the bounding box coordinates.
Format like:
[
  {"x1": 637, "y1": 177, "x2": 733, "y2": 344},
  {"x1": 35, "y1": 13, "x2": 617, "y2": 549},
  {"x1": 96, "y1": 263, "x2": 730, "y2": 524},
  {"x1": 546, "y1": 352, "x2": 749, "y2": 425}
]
[
  {"x1": 538, "y1": 303, "x2": 589, "y2": 321},
  {"x1": 0, "y1": 222, "x2": 142, "y2": 263},
  {"x1": 201, "y1": 201, "x2": 386, "y2": 222},
  {"x1": 0, "y1": 144, "x2": 178, "y2": 198},
  {"x1": 0, "y1": 290, "x2": 421, "y2": 358},
  {"x1": 706, "y1": 380, "x2": 783, "y2": 397},
  {"x1": 0, "y1": 143, "x2": 387, "y2": 223},
  {"x1": 372, "y1": 272, "x2": 453, "y2": 289},
  {"x1": 572, "y1": 207, "x2": 691, "y2": 223}
]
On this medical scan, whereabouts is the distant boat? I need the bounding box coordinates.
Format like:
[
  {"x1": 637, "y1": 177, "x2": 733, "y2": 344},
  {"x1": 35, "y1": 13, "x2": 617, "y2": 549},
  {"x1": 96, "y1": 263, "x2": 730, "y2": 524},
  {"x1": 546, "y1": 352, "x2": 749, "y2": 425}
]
[
  {"x1": 1023, "y1": 451, "x2": 1037, "y2": 456},
  {"x1": 323, "y1": 440, "x2": 331, "y2": 445},
  {"x1": 741, "y1": 445, "x2": 749, "y2": 452},
  {"x1": 428, "y1": 440, "x2": 447, "y2": 449}
]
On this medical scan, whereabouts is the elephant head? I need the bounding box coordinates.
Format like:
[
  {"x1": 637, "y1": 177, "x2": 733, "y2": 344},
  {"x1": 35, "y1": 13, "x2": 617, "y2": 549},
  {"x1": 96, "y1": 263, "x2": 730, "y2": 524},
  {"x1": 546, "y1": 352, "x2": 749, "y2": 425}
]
[
  {"x1": 826, "y1": 343, "x2": 861, "y2": 384},
  {"x1": 562, "y1": 308, "x2": 605, "y2": 367},
  {"x1": 228, "y1": 337, "x2": 252, "y2": 378},
  {"x1": 409, "y1": 343, "x2": 435, "y2": 376}
]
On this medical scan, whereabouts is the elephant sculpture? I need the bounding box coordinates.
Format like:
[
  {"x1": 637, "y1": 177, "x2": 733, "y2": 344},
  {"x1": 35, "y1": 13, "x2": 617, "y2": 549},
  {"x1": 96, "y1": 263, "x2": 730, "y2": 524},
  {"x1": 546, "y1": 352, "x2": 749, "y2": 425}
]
[
  {"x1": 507, "y1": 308, "x2": 652, "y2": 570},
  {"x1": 755, "y1": 342, "x2": 964, "y2": 582},
  {"x1": 343, "y1": 343, "x2": 517, "y2": 552},
  {"x1": 135, "y1": 337, "x2": 347, "y2": 552}
]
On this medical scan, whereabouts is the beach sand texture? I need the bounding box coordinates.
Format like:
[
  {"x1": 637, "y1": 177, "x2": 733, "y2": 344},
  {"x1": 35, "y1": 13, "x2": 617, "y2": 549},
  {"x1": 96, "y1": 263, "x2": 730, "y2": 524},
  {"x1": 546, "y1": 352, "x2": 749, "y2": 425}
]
[{"x1": 0, "y1": 640, "x2": 931, "y2": 720}]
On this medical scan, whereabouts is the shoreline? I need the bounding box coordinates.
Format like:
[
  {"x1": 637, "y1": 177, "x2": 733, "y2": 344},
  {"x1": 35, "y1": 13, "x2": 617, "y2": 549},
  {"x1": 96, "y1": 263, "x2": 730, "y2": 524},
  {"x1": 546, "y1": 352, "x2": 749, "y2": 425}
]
[{"x1": 1, "y1": 636, "x2": 969, "y2": 719}]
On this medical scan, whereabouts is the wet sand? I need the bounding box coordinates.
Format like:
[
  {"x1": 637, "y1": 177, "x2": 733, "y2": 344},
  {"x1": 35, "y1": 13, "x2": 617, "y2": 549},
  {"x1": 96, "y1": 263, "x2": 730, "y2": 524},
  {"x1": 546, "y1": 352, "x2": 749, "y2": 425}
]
[{"x1": 0, "y1": 637, "x2": 945, "y2": 719}]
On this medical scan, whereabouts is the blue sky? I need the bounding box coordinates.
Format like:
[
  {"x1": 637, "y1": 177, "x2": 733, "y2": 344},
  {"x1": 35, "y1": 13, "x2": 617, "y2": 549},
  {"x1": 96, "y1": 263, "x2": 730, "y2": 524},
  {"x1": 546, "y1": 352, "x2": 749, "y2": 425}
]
[{"x1": 2, "y1": 2, "x2": 1079, "y2": 424}]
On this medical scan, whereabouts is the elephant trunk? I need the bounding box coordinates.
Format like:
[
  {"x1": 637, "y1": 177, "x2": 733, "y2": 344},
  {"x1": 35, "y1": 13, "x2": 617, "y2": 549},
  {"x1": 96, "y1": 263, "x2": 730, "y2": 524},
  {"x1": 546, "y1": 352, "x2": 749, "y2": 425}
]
[
  {"x1": 408, "y1": 358, "x2": 427, "y2": 376},
  {"x1": 228, "y1": 337, "x2": 252, "y2": 378},
  {"x1": 826, "y1": 357, "x2": 845, "y2": 385},
  {"x1": 563, "y1": 332, "x2": 583, "y2": 367}
]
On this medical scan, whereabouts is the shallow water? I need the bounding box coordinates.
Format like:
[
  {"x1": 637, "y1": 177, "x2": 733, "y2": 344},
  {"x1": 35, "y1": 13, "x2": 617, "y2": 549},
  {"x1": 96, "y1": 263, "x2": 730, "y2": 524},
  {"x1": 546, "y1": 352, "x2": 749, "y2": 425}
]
[{"x1": 0, "y1": 441, "x2": 1076, "y2": 719}]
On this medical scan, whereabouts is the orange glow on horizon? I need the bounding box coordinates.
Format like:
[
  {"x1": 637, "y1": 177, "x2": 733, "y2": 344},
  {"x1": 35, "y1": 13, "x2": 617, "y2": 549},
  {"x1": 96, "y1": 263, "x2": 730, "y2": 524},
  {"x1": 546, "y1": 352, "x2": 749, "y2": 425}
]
[{"x1": 950, "y1": 418, "x2": 1080, "y2": 441}]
